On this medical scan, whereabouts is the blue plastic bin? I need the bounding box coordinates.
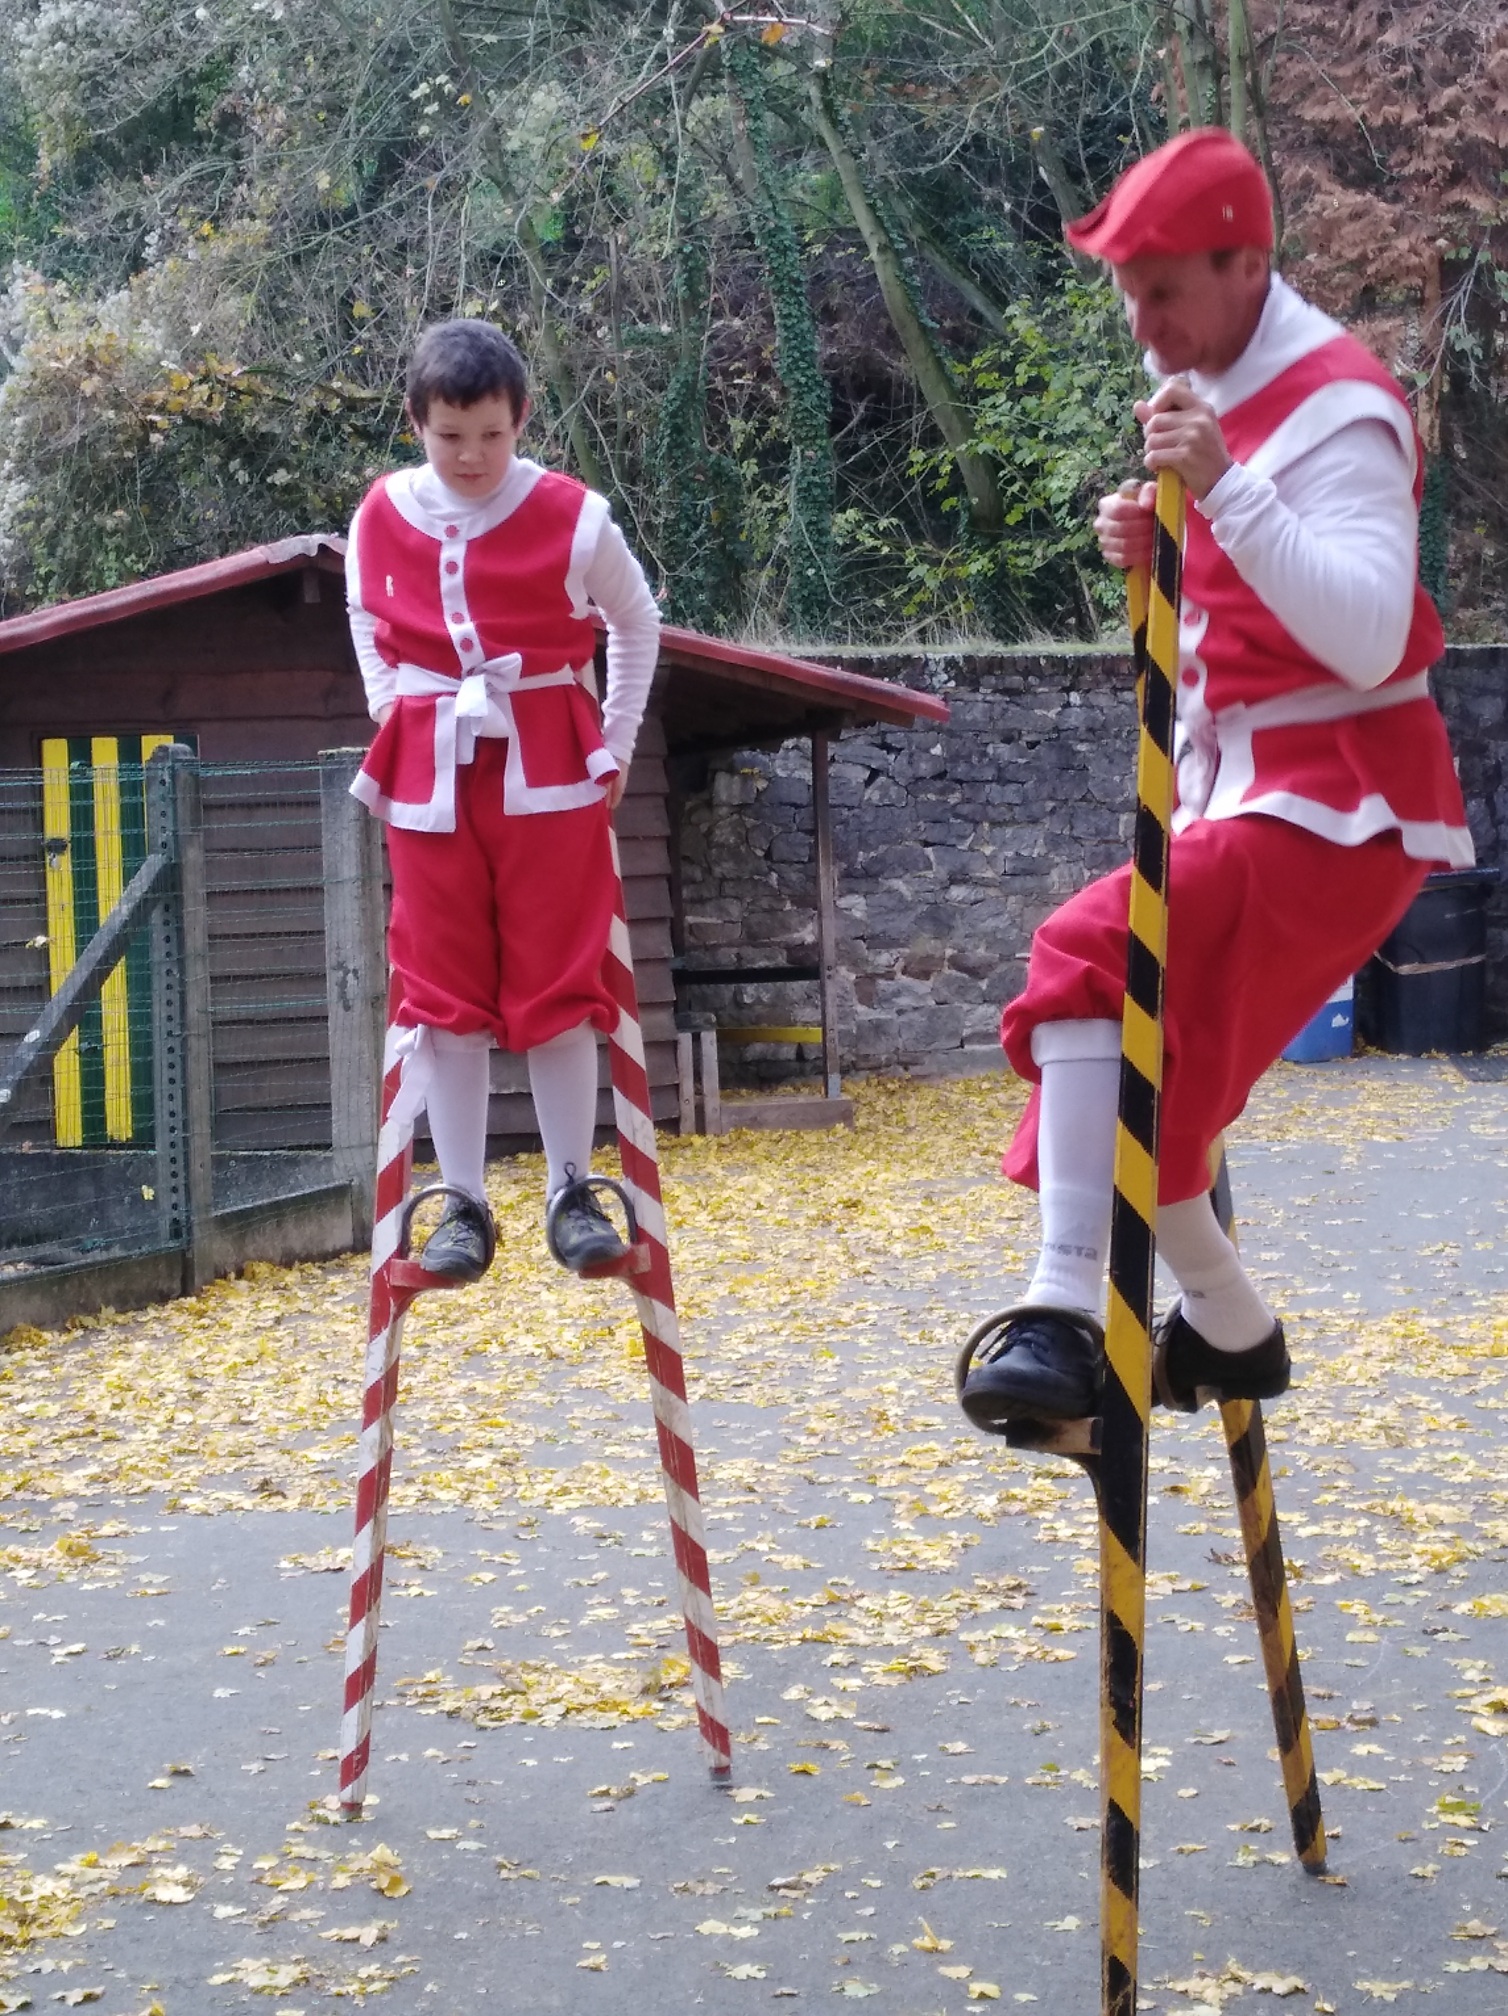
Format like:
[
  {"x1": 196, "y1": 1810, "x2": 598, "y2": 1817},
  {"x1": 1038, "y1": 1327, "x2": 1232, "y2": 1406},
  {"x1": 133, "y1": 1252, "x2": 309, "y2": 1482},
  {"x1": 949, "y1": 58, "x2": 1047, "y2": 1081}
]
[{"x1": 1281, "y1": 977, "x2": 1354, "y2": 1063}]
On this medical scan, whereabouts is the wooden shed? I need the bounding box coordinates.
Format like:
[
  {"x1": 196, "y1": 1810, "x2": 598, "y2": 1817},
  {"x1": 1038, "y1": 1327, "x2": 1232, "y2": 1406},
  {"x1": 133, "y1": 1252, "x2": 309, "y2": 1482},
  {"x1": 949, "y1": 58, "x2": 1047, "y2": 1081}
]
[{"x1": 0, "y1": 535, "x2": 948, "y2": 1156}]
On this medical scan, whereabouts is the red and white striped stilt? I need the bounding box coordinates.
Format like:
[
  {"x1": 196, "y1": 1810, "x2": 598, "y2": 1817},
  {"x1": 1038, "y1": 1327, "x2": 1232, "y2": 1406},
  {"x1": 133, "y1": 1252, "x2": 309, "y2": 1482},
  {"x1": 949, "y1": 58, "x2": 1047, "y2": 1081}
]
[
  {"x1": 339, "y1": 855, "x2": 731, "y2": 1817},
  {"x1": 598, "y1": 829, "x2": 732, "y2": 1776},
  {"x1": 339, "y1": 976, "x2": 420, "y2": 1815}
]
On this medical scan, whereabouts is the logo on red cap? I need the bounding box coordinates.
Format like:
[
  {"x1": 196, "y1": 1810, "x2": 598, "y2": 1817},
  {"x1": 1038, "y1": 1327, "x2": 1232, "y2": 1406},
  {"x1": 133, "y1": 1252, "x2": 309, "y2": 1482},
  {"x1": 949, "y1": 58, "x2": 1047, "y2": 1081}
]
[{"x1": 1065, "y1": 129, "x2": 1274, "y2": 264}]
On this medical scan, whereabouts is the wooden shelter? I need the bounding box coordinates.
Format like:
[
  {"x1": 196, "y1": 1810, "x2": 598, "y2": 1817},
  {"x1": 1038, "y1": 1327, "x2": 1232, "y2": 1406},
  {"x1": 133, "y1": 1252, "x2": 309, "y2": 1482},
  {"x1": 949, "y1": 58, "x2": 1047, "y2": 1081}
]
[{"x1": 0, "y1": 535, "x2": 948, "y2": 1154}]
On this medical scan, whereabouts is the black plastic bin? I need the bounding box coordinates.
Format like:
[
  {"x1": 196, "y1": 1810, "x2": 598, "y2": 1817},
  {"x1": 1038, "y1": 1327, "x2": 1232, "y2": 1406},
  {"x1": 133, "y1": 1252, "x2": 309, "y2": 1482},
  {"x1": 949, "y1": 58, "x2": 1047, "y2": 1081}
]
[{"x1": 1365, "y1": 867, "x2": 1498, "y2": 1053}]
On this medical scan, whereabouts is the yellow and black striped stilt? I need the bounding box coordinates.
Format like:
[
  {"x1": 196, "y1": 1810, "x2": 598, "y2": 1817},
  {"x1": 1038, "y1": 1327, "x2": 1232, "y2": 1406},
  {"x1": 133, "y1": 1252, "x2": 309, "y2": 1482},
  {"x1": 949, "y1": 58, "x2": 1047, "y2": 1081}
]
[
  {"x1": 1094, "y1": 468, "x2": 1184, "y2": 2016},
  {"x1": 1208, "y1": 1144, "x2": 1328, "y2": 1871},
  {"x1": 959, "y1": 472, "x2": 1327, "y2": 2010}
]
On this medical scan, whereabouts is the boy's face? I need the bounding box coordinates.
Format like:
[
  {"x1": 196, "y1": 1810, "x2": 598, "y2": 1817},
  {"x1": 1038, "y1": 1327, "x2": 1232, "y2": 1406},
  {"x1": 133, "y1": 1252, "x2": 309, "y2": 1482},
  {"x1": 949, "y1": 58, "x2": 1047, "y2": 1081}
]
[{"x1": 412, "y1": 391, "x2": 528, "y2": 497}]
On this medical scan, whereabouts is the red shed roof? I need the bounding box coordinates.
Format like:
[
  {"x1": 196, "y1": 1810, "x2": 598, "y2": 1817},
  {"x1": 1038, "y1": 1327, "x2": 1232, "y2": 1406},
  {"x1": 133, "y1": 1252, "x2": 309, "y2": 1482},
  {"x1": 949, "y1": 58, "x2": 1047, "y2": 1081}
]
[
  {"x1": 0, "y1": 535, "x2": 948, "y2": 736},
  {"x1": 0, "y1": 536, "x2": 347, "y2": 657},
  {"x1": 651, "y1": 622, "x2": 947, "y2": 739}
]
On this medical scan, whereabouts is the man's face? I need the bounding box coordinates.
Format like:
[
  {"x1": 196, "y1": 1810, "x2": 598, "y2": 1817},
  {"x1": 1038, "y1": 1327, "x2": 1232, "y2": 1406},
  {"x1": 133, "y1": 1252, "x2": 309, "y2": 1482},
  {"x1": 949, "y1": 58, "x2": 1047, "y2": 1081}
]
[
  {"x1": 1112, "y1": 248, "x2": 1268, "y2": 376},
  {"x1": 413, "y1": 391, "x2": 527, "y2": 497}
]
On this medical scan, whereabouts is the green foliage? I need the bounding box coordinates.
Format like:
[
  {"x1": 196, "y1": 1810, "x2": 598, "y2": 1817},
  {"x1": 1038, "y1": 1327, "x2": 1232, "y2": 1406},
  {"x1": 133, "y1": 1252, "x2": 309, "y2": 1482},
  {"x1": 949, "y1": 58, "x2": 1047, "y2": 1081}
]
[
  {"x1": 0, "y1": 1, "x2": 1487, "y2": 643},
  {"x1": 1418, "y1": 452, "x2": 1450, "y2": 612},
  {"x1": 0, "y1": 256, "x2": 396, "y2": 607},
  {"x1": 853, "y1": 273, "x2": 1143, "y2": 636},
  {"x1": 0, "y1": 3, "x2": 1156, "y2": 636},
  {"x1": 651, "y1": 170, "x2": 744, "y2": 633},
  {"x1": 970, "y1": 274, "x2": 1145, "y2": 624}
]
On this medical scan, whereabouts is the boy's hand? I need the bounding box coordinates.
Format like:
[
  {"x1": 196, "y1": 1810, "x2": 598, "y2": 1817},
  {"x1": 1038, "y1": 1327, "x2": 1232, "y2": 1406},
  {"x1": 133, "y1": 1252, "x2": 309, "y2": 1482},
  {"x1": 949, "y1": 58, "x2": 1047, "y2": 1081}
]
[
  {"x1": 1134, "y1": 381, "x2": 1232, "y2": 500},
  {"x1": 1094, "y1": 482, "x2": 1156, "y2": 573},
  {"x1": 604, "y1": 766, "x2": 629, "y2": 812}
]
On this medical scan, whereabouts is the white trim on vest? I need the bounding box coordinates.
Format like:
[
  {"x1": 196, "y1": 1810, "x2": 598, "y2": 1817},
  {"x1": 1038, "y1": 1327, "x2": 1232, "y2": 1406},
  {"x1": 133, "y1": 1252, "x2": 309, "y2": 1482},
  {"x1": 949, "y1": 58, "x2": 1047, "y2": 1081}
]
[
  {"x1": 1244, "y1": 383, "x2": 1416, "y2": 486},
  {"x1": 350, "y1": 677, "x2": 462, "y2": 831},
  {"x1": 382, "y1": 460, "x2": 546, "y2": 539},
  {"x1": 1172, "y1": 670, "x2": 1474, "y2": 865},
  {"x1": 1200, "y1": 789, "x2": 1476, "y2": 867},
  {"x1": 565, "y1": 490, "x2": 611, "y2": 618}
]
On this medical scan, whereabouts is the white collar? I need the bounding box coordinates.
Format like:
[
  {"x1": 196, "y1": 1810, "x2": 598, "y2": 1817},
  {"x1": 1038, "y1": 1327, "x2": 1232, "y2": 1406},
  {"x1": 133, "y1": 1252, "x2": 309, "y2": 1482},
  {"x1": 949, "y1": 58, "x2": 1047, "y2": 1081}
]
[{"x1": 386, "y1": 456, "x2": 546, "y2": 538}]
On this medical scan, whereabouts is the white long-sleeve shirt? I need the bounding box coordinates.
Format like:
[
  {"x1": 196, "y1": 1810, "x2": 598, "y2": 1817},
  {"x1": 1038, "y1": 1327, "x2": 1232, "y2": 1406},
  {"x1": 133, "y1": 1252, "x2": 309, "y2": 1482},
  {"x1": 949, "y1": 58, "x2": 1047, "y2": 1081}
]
[
  {"x1": 1175, "y1": 277, "x2": 1420, "y2": 691},
  {"x1": 347, "y1": 457, "x2": 660, "y2": 767}
]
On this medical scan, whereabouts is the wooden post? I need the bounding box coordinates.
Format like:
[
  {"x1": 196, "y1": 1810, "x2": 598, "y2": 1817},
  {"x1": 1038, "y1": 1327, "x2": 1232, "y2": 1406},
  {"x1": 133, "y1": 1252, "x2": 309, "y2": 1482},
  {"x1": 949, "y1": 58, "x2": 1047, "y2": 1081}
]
[
  {"x1": 697, "y1": 1027, "x2": 721, "y2": 1138},
  {"x1": 321, "y1": 751, "x2": 387, "y2": 1245},
  {"x1": 811, "y1": 731, "x2": 842, "y2": 1098},
  {"x1": 676, "y1": 1030, "x2": 696, "y2": 1137}
]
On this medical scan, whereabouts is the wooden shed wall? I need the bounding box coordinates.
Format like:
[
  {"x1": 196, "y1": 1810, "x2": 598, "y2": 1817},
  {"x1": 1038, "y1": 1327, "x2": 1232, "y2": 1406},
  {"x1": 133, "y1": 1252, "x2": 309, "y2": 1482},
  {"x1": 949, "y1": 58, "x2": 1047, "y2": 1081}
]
[
  {"x1": 0, "y1": 574, "x2": 682, "y2": 1152},
  {"x1": 202, "y1": 764, "x2": 334, "y2": 1150},
  {"x1": 0, "y1": 566, "x2": 368, "y2": 768}
]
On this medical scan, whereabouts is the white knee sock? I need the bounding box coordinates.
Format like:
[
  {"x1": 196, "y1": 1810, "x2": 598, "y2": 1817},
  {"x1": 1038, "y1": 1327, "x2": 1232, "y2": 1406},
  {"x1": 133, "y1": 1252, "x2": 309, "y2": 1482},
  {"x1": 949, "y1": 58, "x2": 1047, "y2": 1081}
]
[
  {"x1": 1023, "y1": 1022, "x2": 1121, "y2": 1319},
  {"x1": 1156, "y1": 1194, "x2": 1275, "y2": 1350},
  {"x1": 527, "y1": 1022, "x2": 601, "y2": 1196},
  {"x1": 424, "y1": 1030, "x2": 492, "y2": 1203}
]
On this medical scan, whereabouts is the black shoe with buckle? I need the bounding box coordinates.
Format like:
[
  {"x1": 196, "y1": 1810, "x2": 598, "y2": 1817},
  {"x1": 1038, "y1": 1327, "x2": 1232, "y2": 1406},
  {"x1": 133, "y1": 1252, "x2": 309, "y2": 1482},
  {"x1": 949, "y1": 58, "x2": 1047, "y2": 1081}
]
[
  {"x1": 547, "y1": 1179, "x2": 629, "y2": 1274},
  {"x1": 957, "y1": 1304, "x2": 1105, "y2": 1429},
  {"x1": 1153, "y1": 1300, "x2": 1290, "y2": 1413},
  {"x1": 419, "y1": 1195, "x2": 496, "y2": 1283}
]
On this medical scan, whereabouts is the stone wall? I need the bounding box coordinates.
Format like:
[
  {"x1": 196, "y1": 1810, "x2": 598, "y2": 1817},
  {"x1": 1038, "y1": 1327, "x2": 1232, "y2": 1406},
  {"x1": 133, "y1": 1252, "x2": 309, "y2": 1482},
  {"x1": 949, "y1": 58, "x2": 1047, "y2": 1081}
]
[{"x1": 675, "y1": 645, "x2": 1506, "y2": 1079}]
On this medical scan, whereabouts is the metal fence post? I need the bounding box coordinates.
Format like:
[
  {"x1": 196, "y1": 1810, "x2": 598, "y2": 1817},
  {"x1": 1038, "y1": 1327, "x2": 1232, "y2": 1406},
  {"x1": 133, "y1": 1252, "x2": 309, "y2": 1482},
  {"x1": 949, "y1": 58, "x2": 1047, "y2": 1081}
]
[
  {"x1": 147, "y1": 749, "x2": 185, "y2": 1255},
  {"x1": 147, "y1": 746, "x2": 215, "y2": 1291},
  {"x1": 320, "y1": 750, "x2": 386, "y2": 1245},
  {"x1": 175, "y1": 750, "x2": 216, "y2": 1292}
]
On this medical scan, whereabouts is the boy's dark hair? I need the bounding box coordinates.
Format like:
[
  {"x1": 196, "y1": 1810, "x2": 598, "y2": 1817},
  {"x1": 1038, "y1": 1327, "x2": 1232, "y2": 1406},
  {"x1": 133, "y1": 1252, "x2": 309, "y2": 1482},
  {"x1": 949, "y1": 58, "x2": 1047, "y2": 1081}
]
[{"x1": 406, "y1": 320, "x2": 529, "y2": 424}]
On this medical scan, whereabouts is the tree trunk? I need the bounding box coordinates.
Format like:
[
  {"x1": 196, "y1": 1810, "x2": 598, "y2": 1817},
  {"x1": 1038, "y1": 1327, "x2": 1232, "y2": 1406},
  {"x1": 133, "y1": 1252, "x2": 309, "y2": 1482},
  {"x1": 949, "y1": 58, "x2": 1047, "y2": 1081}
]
[
  {"x1": 1227, "y1": 0, "x2": 1251, "y2": 141},
  {"x1": 807, "y1": 65, "x2": 1003, "y2": 536},
  {"x1": 1027, "y1": 123, "x2": 1095, "y2": 275},
  {"x1": 725, "y1": 37, "x2": 834, "y2": 636},
  {"x1": 1164, "y1": 0, "x2": 1222, "y2": 127}
]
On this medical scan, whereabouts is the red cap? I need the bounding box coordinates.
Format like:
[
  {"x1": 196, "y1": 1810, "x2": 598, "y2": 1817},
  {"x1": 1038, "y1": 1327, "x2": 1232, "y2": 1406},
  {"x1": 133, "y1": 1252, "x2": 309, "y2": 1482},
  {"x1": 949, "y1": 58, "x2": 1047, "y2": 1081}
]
[{"x1": 1065, "y1": 129, "x2": 1274, "y2": 263}]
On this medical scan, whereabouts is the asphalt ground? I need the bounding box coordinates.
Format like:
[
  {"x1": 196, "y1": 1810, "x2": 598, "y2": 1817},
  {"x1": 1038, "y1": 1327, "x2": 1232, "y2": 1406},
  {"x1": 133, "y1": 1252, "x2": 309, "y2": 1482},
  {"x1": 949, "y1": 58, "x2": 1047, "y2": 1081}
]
[{"x1": 1, "y1": 1056, "x2": 1506, "y2": 2015}]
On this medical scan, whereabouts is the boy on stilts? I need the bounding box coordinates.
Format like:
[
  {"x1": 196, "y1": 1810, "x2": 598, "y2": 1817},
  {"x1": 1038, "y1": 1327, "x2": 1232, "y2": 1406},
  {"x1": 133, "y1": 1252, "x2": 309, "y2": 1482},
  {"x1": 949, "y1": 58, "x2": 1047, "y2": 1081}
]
[
  {"x1": 961, "y1": 130, "x2": 1473, "y2": 1429},
  {"x1": 346, "y1": 320, "x2": 661, "y2": 1279}
]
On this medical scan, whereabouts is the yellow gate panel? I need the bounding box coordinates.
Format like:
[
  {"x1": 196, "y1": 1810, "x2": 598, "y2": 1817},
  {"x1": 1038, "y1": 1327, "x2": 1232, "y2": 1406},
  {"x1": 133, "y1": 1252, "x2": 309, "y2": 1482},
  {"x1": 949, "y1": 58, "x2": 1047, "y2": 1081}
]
[
  {"x1": 40, "y1": 738, "x2": 82, "y2": 1147},
  {"x1": 39, "y1": 733, "x2": 181, "y2": 1148},
  {"x1": 91, "y1": 736, "x2": 133, "y2": 1141}
]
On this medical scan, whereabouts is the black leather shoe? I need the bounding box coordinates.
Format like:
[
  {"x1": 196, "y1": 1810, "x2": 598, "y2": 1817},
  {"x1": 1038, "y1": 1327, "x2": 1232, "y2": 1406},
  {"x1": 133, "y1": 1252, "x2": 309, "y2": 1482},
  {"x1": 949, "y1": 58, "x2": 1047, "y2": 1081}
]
[
  {"x1": 958, "y1": 1305, "x2": 1105, "y2": 1428},
  {"x1": 419, "y1": 1196, "x2": 496, "y2": 1283},
  {"x1": 548, "y1": 1182, "x2": 629, "y2": 1273},
  {"x1": 1153, "y1": 1301, "x2": 1290, "y2": 1413}
]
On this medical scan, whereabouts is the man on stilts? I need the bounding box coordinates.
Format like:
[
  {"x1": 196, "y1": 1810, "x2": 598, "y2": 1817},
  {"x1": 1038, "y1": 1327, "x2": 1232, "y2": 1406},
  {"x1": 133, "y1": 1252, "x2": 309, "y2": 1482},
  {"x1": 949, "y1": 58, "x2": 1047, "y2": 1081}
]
[{"x1": 961, "y1": 127, "x2": 1473, "y2": 1430}]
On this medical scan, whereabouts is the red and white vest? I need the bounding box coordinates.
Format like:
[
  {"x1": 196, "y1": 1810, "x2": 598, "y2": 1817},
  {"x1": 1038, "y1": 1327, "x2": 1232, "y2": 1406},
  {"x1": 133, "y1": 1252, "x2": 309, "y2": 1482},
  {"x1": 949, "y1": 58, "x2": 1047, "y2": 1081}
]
[
  {"x1": 1175, "y1": 330, "x2": 1472, "y2": 867},
  {"x1": 350, "y1": 463, "x2": 618, "y2": 828}
]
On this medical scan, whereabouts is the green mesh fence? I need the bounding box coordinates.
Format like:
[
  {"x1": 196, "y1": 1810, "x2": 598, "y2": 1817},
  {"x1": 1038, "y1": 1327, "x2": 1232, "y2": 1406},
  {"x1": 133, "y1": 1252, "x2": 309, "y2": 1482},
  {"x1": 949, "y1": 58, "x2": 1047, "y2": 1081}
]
[{"x1": 0, "y1": 753, "x2": 371, "y2": 1275}]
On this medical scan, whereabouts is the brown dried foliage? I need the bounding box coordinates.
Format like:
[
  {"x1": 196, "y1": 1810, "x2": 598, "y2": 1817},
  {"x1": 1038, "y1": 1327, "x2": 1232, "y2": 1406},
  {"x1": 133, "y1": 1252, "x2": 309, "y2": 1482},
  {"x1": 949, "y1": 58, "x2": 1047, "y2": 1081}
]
[{"x1": 1262, "y1": 2, "x2": 1508, "y2": 362}]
